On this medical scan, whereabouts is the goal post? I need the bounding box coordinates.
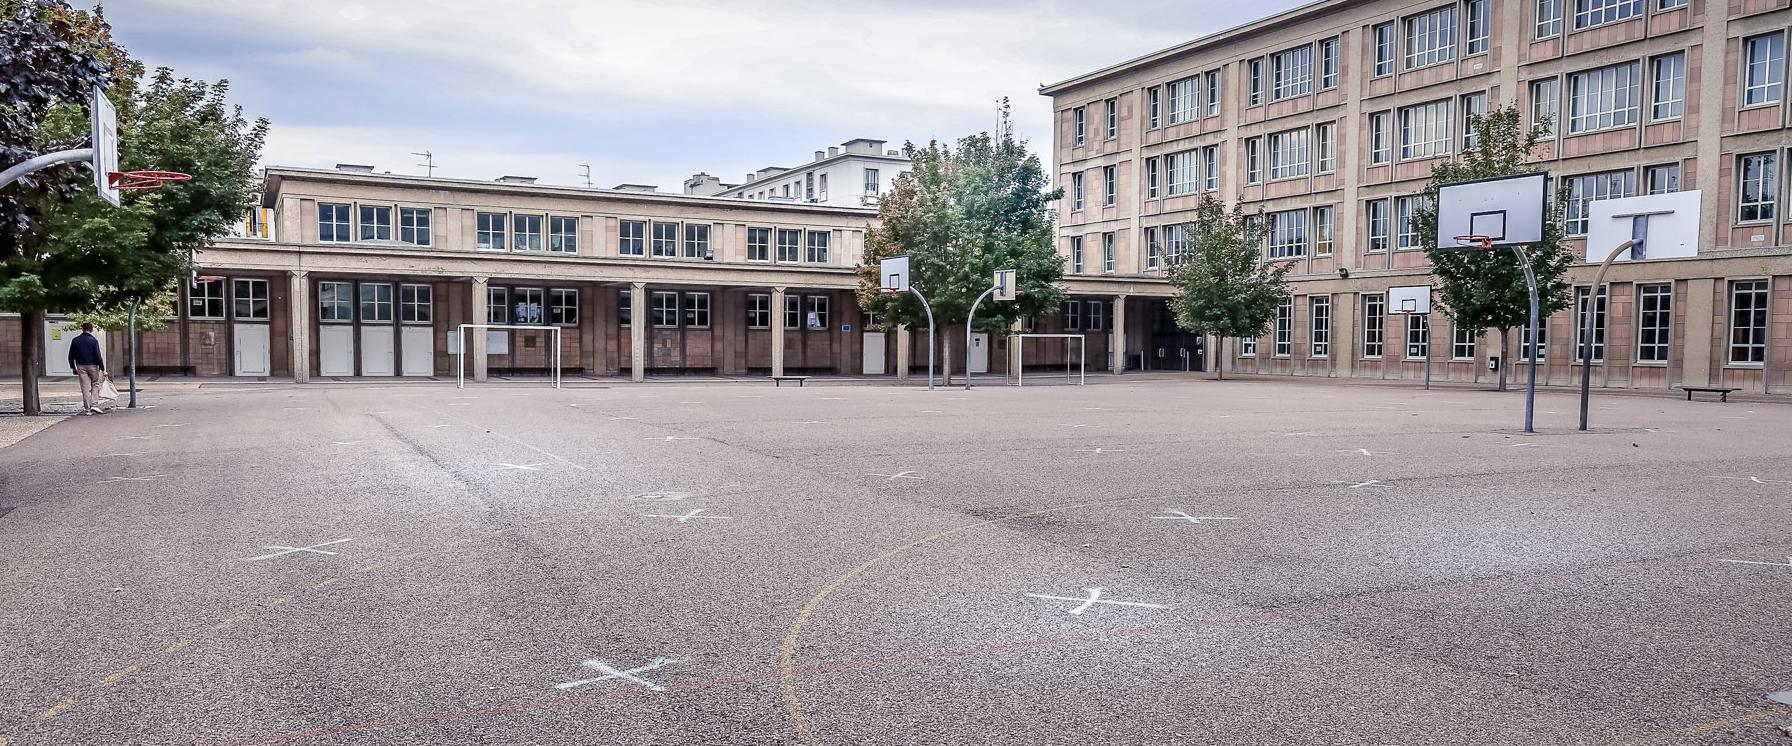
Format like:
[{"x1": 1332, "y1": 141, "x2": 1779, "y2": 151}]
[
  {"x1": 1013, "y1": 333, "x2": 1086, "y2": 386},
  {"x1": 455, "y1": 324, "x2": 563, "y2": 389}
]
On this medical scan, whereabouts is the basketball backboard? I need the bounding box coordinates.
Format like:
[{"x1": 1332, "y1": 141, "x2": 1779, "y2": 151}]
[
  {"x1": 993, "y1": 269, "x2": 1017, "y2": 301},
  {"x1": 1586, "y1": 190, "x2": 1701, "y2": 262},
  {"x1": 1388, "y1": 285, "x2": 1431, "y2": 315},
  {"x1": 880, "y1": 255, "x2": 910, "y2": 292},
  {"x1": 1436, "y1": 172, "x2": 1548, "y2": 250},
  {"x1": 90, "y1": 87, "x2": 119, "y2": 207}
]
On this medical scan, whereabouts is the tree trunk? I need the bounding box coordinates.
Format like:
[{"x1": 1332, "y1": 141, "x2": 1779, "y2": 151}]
[
  {"x1": 20, "y1": 309, "x2": 43, "y2": 416},
  {"x1": 1496, "y1": 327, "x2": 1510, "y2": 392},
  {"x1": 942, "y1": 329, "x2": 954, "y2": 386},
  {"x1": 1215, "y1": 338, "x2": 1225, "y2": 380}
]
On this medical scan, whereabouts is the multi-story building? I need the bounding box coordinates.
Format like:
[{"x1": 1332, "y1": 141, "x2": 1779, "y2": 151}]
[
  {"x1": 706, "y1": 139, "x2": 910, "y2": 207},
  {"x1": 1043, "y1": 0, "x2": 1791, "y2": 393}
]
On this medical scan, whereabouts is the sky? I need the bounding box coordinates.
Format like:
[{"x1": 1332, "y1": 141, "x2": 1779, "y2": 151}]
[{"x1": 103, "y1": 0, "x2": 1310, "y2": 191}]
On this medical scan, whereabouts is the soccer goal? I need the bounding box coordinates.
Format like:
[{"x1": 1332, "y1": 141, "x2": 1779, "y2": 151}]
[
  {"x1": 1013, "y1": 333, "x2": 1086, "y2": 386},
  {"x1": 455, "y1": 324, "x2": 563, "y2": 389}
]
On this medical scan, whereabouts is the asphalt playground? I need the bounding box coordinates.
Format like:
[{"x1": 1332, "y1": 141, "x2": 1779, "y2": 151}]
[{"x1": 1, "y1": 376, "x2": 1789, "y2": 745}]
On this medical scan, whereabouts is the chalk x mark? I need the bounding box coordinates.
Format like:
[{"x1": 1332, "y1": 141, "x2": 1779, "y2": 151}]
[
  {"x1": 1025, "y1": 587, "x2": 1165, "y2": 616},
  {"x1": 554, "y1": 656, "x2": 686, "y2": 692},
  {"x1": 870, "y1": 471, "x2": 923, "y2": 481},
  {"x1": 1151, "y1": 510, "x2": 1240, "y2": 524},
  {"x1": 643, "y1": 508, "x2": 730, "y2": 524},
  {"x1": 1331, "y1": 480, "x2": 1387, "y2": 489},
  {"x1": 1709, "y1": 476, "x2": 1792, "y2": 485},
  {"x1": 496, "y1": 463, "x2": 546, "y2": 471},
  {"x1": 243, "y1": 538, "x2": 353, "y2": 562}
]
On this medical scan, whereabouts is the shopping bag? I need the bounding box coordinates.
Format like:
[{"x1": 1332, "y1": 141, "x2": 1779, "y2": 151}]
[{"x1": 98, "y1": 375, "x2": 120, "y2": 401}]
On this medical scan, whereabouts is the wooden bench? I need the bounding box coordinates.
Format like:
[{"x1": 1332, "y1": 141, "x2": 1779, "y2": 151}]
[
  {"x1": 769, "y1": 375, "x2": 811, "y2": 387},
  {"x1": 1678, "y1": 386, "x2": 1740, "y2": 402}
]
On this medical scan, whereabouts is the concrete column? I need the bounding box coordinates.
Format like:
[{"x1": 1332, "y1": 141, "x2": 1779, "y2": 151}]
[
  {"x1": 287, "y1": 270, "x2": 310, "y2": 383},
  {"x1": 630, "y1": 281, "x2": 647, "y2": 382},
  {"x1": 770, "y1": 286, "x2": 787, "y2": 378},
  {"x1": 470, "y1": 276, "x2": 489, "y2": 383},
  {"x1": 895, "y1": 323, "x2": 911, "y2": 381},
  {"x1": 1682, "y1": 278, "x2": 1715, "y2": 386},
  {"x1": 1111, "y1": 295, "x2": 1128, "y2": 374}
]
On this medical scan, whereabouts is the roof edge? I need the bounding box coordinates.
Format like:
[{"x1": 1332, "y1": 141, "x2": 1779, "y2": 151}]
[{"x1": 1038, "y1": 0, "x2": 1344, "y2": 96}]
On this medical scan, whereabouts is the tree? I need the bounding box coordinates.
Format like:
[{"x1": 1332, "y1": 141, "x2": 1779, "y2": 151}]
[
  {"x1": 1167, "y1": 197, "x2": 1293, "y2": 379},
  {"x1": 1413, "y1": 104, "x2": 1572, "y2": 391},
  {"x1": 856, "y1": 100, "x2": 1063, "y2": 383}
]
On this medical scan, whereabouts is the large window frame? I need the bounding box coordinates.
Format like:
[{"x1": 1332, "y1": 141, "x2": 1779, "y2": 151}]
[
  {"x1": 317, "y1": 281, "x2": 353, "y2": 323},
  {"x1": 1405, "y1": 314, "x2": 1430, "y2": 360},
  {"x1": 1399, "y1": 100, "x2": 1451, "y2": 161},
  {"x1": 1651, "y1": 52, "x2": 1685, "y2": 121},
  {"x1": 1373, "y1": 22, "x2": 1396, "y2": 77},
  {"x1": 1573, "y1": 0, "x2": 1643, "y2": 31},
  {"x1": 1273, "y1": 297, "x2": 1294, "y2": 357},
  {"x1": 1574, "y1": 286, "x2": 1608, "y2": 363},
  {"x1": 1728, "y1": 279, "x2": 1769, "y2": 365},
  {"x1": 746, "y1": 293, "x2": 771, "y2": 329},
  {"x1": 747, "y1": 227, "x2": 771, "y2": 262},
  {"x1": 650, "y1": 221, "x2": 680, "y2": 258},
  {"x1": 358, "y1": 205, "x2": 392, "y2": 242},
  {"x1": 400, "y1": 283, "x2": 432, "y2": 325},
  {"x1": 398, "y1": 207, "x2": 431, "y2": 246},
  {"x1": 1635, "y1": 282, "x2": 1671, "y2": 363},
  {"x1": 777, "y1": 228, "x2": 803, "y2": 263},
  {"x1": 1271, "y1": 45, "x2": 1312, "y2": 101},
  {"x1": 1267, "y1": 209, "x2": 1308, "y2": 259},
  {"x1": 1362, "y1": 294, "x2": 1386, "y2": 359},
  {"x1": 548, "y1": 216, "x2": 578, "y2": 254},
  {"x1": 360, "y1": 282, "x2": 394, "y2": 324},
  {"x1": 1568, "y1": 62, "x2": 1641, "y2": 134},
  {"x1": 512, "y1": 214, "x2": 544, "y2": 252},
  {"x1": 318, "y1": 203, "x2": 351, "y2": 243},
  {"x1": 476, "y1": 212, "x2": 507, "y2": 251},
  {"x1": 190, "y1": 279, "x2": 226, "y2": 319},
  {"x1": 1743, "y1": 33, "x2": 1785, "y2": 107},
  {"x1": 619, "y1": 220, "x2": 646, "y2": 256},
  {"x1": 1309, "y1": 295, "x2": 1331, "y2": 357},
  {"x1": 1268, "y1": 128, "x2": 1311, "y2": 181},
  {"x1": 685, "y1": 223, "x2": 711, "y2": 259},
  {"x1": 1566, "y1": 170, "x2": 1637, "y2": 235},
  {"x1": 1737, "y1": 152, "x2": 1778, "y2": 223},
  {"x1": 806, "y1": 230, "x2": 830, "y2": 264},
  {"x1": 1404, "y1": 6, "x2": 1457, "y2": 70},
  {"x1": 232, "y1": 278, "x2": 270, "y2": 321}
]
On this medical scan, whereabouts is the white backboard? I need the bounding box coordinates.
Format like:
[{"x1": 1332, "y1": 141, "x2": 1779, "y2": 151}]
[
  {"x1": 880, "y1": 255, "x2": 910, "y2": 292},
  {"x1": 993, "y1": 269, "x2": 1017, "y2": 301},
  {"x1": 1387, "y1": 285, "x2": 1432, "y2": 315},
  {"x1": 1436, "y1": 172, "x2": 1548, "y2": 250},
  {"x1": 90, "y1": 87, "x2": 119, "y2": 207},
  {"x1": 1586, "y1": 190, "x2": 1701, "y2": 262}
]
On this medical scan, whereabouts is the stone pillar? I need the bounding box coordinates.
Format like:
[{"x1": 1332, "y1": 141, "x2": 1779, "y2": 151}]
[
  {"x1": 287, "y1": 270, "x2": 310, "y2": 383},
  {"x1": 895, "y1": 323, "x2": 911, "y2": 381},
  {"x1": 470, "y1": 276, "x2": 490, "y2": 383},
  {"x1": 1682, "y1": 277, "x2": 1715, "y2": 386},
  {"x1": 630, "y1": 281, "x2": 647, "y2": 382},
  {"x1": 770, "y1": 286, "x2": 787, "y2": 378},
  {"x1": 1111, "y1": 294, "x2": 1128, "y2": 374}
]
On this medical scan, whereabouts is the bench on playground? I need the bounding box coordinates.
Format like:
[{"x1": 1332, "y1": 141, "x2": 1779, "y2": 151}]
[
  {"x1": 769, "y1": 375, "x2": 811, "y2": 387},
  {"x1": 1678, "y1": 386, "x2": 1740, "y2": 402}
]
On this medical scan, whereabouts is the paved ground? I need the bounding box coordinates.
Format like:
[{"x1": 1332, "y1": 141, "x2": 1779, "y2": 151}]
[{"x1": 1, "y1": 378, "x2": 1788, "y2": 745}]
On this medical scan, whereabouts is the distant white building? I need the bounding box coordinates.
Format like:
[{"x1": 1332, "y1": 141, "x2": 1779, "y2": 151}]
[{"x1": 685, "y1": 138, "x2": 910, "y2": 208}]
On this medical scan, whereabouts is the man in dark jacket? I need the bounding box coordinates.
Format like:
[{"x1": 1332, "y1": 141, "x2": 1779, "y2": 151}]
[{"x1": 68, "y1": 323, "x2": 106, "y2": 414}]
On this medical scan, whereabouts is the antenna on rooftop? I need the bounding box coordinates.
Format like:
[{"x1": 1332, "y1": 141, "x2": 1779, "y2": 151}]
[
  {"x1": 412, "y1": 151, "x2": 435, "y2": 177},
  {"x1": 578, "y1": 163, "x2": 593, "y2": 188}
]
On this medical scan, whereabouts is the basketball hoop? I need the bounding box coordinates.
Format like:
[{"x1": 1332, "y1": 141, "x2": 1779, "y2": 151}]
[
  {"x1": 1452, "y1": 234, "x2": 1495, "y2": 250},
  {"x1": 111, "y1": 170, "x2": 192, "y2": 192}
]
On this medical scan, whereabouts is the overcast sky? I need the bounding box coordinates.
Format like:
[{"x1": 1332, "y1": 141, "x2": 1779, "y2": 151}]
[{"x1": 105, "y1": 0, "x2": 1309, "y2": 191}]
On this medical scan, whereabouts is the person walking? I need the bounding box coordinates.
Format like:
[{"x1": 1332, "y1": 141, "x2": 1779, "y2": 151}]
[{"x1": 68, "y1": 323, "x2": 107, "y2": 415}]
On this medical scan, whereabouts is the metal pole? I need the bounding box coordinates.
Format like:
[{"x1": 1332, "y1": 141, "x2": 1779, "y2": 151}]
[
  {"x1": 0, "y1": 148, "x2": 94, "y2": 191},
  {"x1": 911, "y1": 288, "x2": 935, "y2": 390},
  {"x1": 457, "y1": 324, "x2": 465, "y2": 389},
  {"x1": 127, "y1": 300, "x2": 139, "y2": 409},
  {"x1": 1579, "y1": 238, "x2": 1637, "y2": 431},
  {"x1": 1423, "y1": 311, "x2": 1432, "y2": 391},
  {"x1": 1513, "y1": 245, "x2": 1540, "y2": 434},
  {"x1": 964, "y1": 286, "x2": 995, "y2": 391}
]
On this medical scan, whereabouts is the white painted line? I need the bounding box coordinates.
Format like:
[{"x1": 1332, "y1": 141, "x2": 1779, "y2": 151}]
[
  {"x1": 1075, "y1": 447, "x2": 1126, "y2": 454},
  {"x1": 554, "y1": 656, "x2": 686, "y2": 692},
  {"x1": 1509, "y1": 443, "x2": 1539, "y2": 448},
  {"x1": 645, "y1": 436, "x2": 697, "y2": 442},
  {"x1": 1281, "y1": 432, "x2": 1318, "y2": 437},
  {"x1": 1025, "y1": 587, "x2": 1165, "y2": 616},
  {"x1": 367, "y1": 410, "x2": 390, "y2": 415},
  {"x1": 119, "y1": 435, "x2": 156, "y2": 440},
  {"x1": 1708, "y1": 476, "x2": 1792, "y2": 485},
  {"x1": 1336, "y1": 449, "x2": 1394, "y2": 456},
  {"x1": 1768, "y1": 691, "x2": 1792, "y2": 705},
  {"x1": 431, "y1": 424, "x2": 453, "y2": 429},
  {"x1": 496, "y1": 463, "x2": 546, "y2": 471},
  {"x1": 1082, "y1": 407, "x2": 1106, "y2": 411},
  {"x1": 1151, "y1": 511, "x2": 1239, "y2": 524},
  {"x1": 1059, "y1": 424, "x2": 1088, "y2": 428},
  {"x1": 920, "y1": 410, "x2": 943, "y2": 414},
  {"x1": 643, "y1": 508, "x2": 731, "y2": 524},
  {"x1": 1331, "y1": 480, "x2": 1387, "y2": 489},
  {"x1": 103, "y1": 452, "x2": 144, "y2": 457},
  {"x1": 799, "y1": 420, "x2": 826, "y2": 424},
  {"x1": 243, "y1": 538, "x2": 353, "y2": 562},
  {"x1": 820, "y1": 397, "x2": 846, "y2": 401},
  {"x1": 610, "y1": 416, "x2": 638, "y2": 421},
  {"x1": 153, "y1": 423, "x2": 189, "y2": 429},
  {"x1": 331, "y1": 441, "x2": 364, "y2": 446},
  {"x1": 448, "y1": 403, "x2": 472, "y2": 407},
  {"x1": 99, "y1": 475, "x2": 164, "y2": 484},
  {"x1": 870, "y1": 471, "x2": 924, "y2": 481},
  {"x1": 625, "y1": 492, "x2": 690, "y2": 502},
  {"x1": 1716, "y1": 557, "x2": 1792, "y2": 569}
]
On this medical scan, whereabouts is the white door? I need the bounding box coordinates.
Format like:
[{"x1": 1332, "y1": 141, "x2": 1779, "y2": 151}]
[
  {"x1": 969, "y1": 332, "x2": 990, "y2": 374},
  {"x1": 862, "y1": 331, "x2": 886, "y2": 375},
  {"x1": 232, "y1": 324, "x2": 271, "y2": 376},
  {"x1": 360, "y1": 326, "x2": 396, "y2": 376},
  {"x1": 43, "y1": 320, "x2": 101, "y2": 376},
  {"x1": 401, "y1": 326, "x2": 434, "y2": 376},
  {"x1": 319, "y1": 325, "x2": 355, "y2": 376}
]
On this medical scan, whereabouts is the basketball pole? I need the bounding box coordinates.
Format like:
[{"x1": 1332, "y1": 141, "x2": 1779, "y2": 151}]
[
  {"x1": 1423, "y1": 311, "x2": 1432, "y2": 391},
  {"x1": 963, "y1": 285, "x2": 995, "y2": 391},
  {"x1": 1580, "y1": 235, "x2": 1640, "y2": 431},
  {"x1": 1512, "y1": 245, "x2": 1540, "y2": 434},
  {"x1": 910, "y1": 287, "x2": 936, "y2": 391}
]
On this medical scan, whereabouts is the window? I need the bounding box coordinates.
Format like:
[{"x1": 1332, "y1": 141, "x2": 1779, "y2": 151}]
[
  {"x1": 1537, "y1": 0, "x2": 1563, "y2": 38},
  {"x1": 1366, "y1": 199, "x2": 1391, "y2": 252},
  {"x1": 1168, "y1": 76, "x2": 1198, "y2": 123},
  {"x1": 1373, "y1": 22, "x2": 1396, "y2": 76},
  {"x1": 1566, "y1": 170, "x2": 1636, "y2": 234},
  {"x1": 806, "y1": 230, "x2": 829, "y2": 263},
  {"x1": 1521, "y1": 320, "x2": 1547, "y2": 361},
  {"x1": 1148, "y1": 86, "x2": 1161, "y2": 129},
  {"x1": 1369, "y1": 111, "x2": 1392, "y2": 164},
  {"x1": 360, "y1": 282, "x2": 393, "y2": 323},
  {"x1": 685, "y1": 292, "x2": 710, "y2": 328},
  {"x1": 1203, "y1": 146, "x2": 1219, "y2": 190},
  {"x1": 1310, "y1": 296, "x2": 1331, "y2": 356},
  {"x1": 1267, "y1": 209, "x2": 1308, "y2": 259},
  {"x1": 1269, "y1": 129, "x2": 1310, "y2": 180},
  {"x1": 818, "y1": 174, "x2": 828, "y2": 202},
  {"x1": 232, "y1": 279, "x2": 269, "y2": 320},
  {"x1": 1072, "y1": 172, "x2": 1085, "y2": 210},
  {"x1": 1071, "y1": 236, "x2": 1084, "y2": 274},
  {"x1": 1645, "y1": 163, "x2": 1680, "y2": 194},
  {"x1": 1400, "y1": 100, "x2": 1451, "y2": 160},
  {"x1": 649, "y1": 291, "x2": 679, "y2": 328},
  {"x1": 358, "y1": 205, "x2": 391, "y2": 241},
  {"x1": 1362, "y1": 294, "x2": 1386, "y2": 358},
  {"x1": 549, "y1": 216, "x2": 578, "y2": 253},
  {"x1": 651, "y1": 222, "x2": 679, "y2": 257},
  {"x1": 1657, "y1": 0, "x2": 1687, "y2": 7},
  {"x1": 1245, "y1": 137, "x2": 1262, "y2": 184},
  {"x1": 1064, "y1": 300, "x2": 1082, "y2": 331},
  {"x1": 864, "y1": 168, "x2": 880, "y2": 196},
  {"x1": 1205, "y1": 71, "x2": 1222, "y2": 116},
  {"x1": 1103, "y1": 165, "x2": 1116, "y2": 206},
  {"x1": 1405, "y1": 314, "x2": 1430, "y2": 359},
  {"x1": 1569, "y1": 62, "x2": 1640, "y2": 133},
  {"x1": 1164, "y1": 223, "x2": 1190, "y2": 266},
  {"x1": 619, "y1": 220, "x2": 645, "y2": 256},
  {"x1": 1635, "y1": 282, "x2": 1671, "y2": 363},
  {"x1": 1146, "y1": 226, "x2": 1161, "y2": 270},
  {"x1": 399, "y1": 207, "x2": 431, "y2": 246},
  {"x1": 1102, "y1": 232, "x2": 1115, "y2": 273},
  {"x1": 1315, "y1": 206, "x2": 1335, "y2": 256},
  {"x1": 1531, "y1": 78, "x2": 1560, "y2": 138},
  {"x1": 512, "y1": 287, "x2": 544, "y2": 325},
  {"x1": 1316, "y1": 122, "x2": 1336, "y2": 173},
  {"x1": 476, "y1": 212, "x2": 506, "y2": 251},
  {"x1": 1737, "y1": 152, "x2": 1778, "y2": 222},
  {"x1": 1320, "y1": 38, "x2": 1339, "y2": 89},
  {"x1": 1241, "y1": 336, "x2": 1257, "y2": 356},
  {"x1": 1167, "y1": 150, "x2": 1197, "y2": 196},
  {"x1": 1396, "y1": 195, "x2": 1429, "y2": 249},
  {"x1": 747, "y1": 227, "x2": 771, "y2": 262},
  {"x1": 1274, "y1": 298, "x2": 1293, "y2": 356},
  {"x1": 1074, "y1": 106, "x2": 1086, "y2": 146},
  {"x1": 1574, "y1": 0, "x2": 1642, "y2": 30},
  {"x1": 1462, "y1": 92, "x2": 1488, "y2": 150},
  {"x1": 1088, "y1": 300, "x2": 1105, "y2": 331},
  {"x1": 190, "y1": 280, "x2": 225, "y2": 319},
  {"x1": 512, "y1": 214, "x2": 543, "y2": 252},
  {"x1": 548, "y1": 288, "x2": 577, "y2": 326},
  {"x1": 1651, "y1": 52, "x2": 1685, "y2": 120},
  {"x1": 1272, "y1": 45, "x2": 1312, "y2": 100},
  {"x1": 618, "y1": 290, "x2": 631, "y2": 327},
  {"x1": 806, "y1": 296, "x2": 830, "y2": 329},
  {"x1": 317, "y1": 281, "x2": 352, "y2": 322},
  {"x1": 1105, "y1": 98, "x2": 1117, "y2": 139},
  {"x1": 1574, "y1": 286, "x2": 1608, "y2": 362},
  {"x1": 777, "y1": 228, "x2": 802, "y2": 262},
  {"x1": 805, "y1": 172, "x2": 815, "y2": 201},
  {"x1": 1743, "y1": 34, "x2": 1785, "y2": 106},
  {"x1": 1147, "y1": 157, "x2": 1160, "y2": 199},
  {"x1": 1249, "y1": 58, "x2": 1265, "y2": 106},
  {"x1": 1405, "y1": 7, "x2": 1456, "y2": 70},
  {"x1": 686, "y1": 223, "x2": 710, "y2": 259},
  {"x1": 746, "y1": 294, "x2": 771, "y2": 329},
  {"x1": 1452, "y1": 324, "x2": 1478, "y2": 360},
  {"x1": 319, "y1": 203, "x2": 351, "y2": 242},
  {"x1": 400, "y1": 283, "x2": 432, "y2": 324},
  {"x1": 1728, "y1": 280, "x2": 1769, "y2": 364},
  {"x1": 1466, "y1": 0, "x2": 1489, "y2": 55}
]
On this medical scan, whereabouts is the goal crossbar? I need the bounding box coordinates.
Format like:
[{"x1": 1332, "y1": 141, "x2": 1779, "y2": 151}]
[
  {"x1": 1013, "y1": 333, "x2": 1086, "y2": 386},
  {"x1": 455, "y1": 324, "x2": 563, "y2": 389}
]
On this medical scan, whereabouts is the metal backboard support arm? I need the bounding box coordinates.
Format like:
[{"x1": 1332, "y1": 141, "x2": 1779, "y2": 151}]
[
  {"x1": 1512, "y1": 244, "x2": 1541, "y2": 435},
  {"x1": 911, "y1": 288, "x2": 935, "y2": 391},
  {"x1": 964, "y1": 286, "x2": 996, "y2": 391},
  {"x1": 1580, "y1": 231, "x2": 1643, "y2": 431},
  {"x1": 0, "y1": 148, "x2": 96, "y2": 191}
]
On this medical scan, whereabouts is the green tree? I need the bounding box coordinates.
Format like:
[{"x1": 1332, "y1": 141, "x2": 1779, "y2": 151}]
[
  {"x1": 1167, "y1": 197, "x2": 1293, "y2": 379},
  {"x1": 856, "y1": 100, "x2": 1063, "y2": 383},
  {"x1": 1413, "y1": 104, "x2": 1572, "y2": 391}
]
